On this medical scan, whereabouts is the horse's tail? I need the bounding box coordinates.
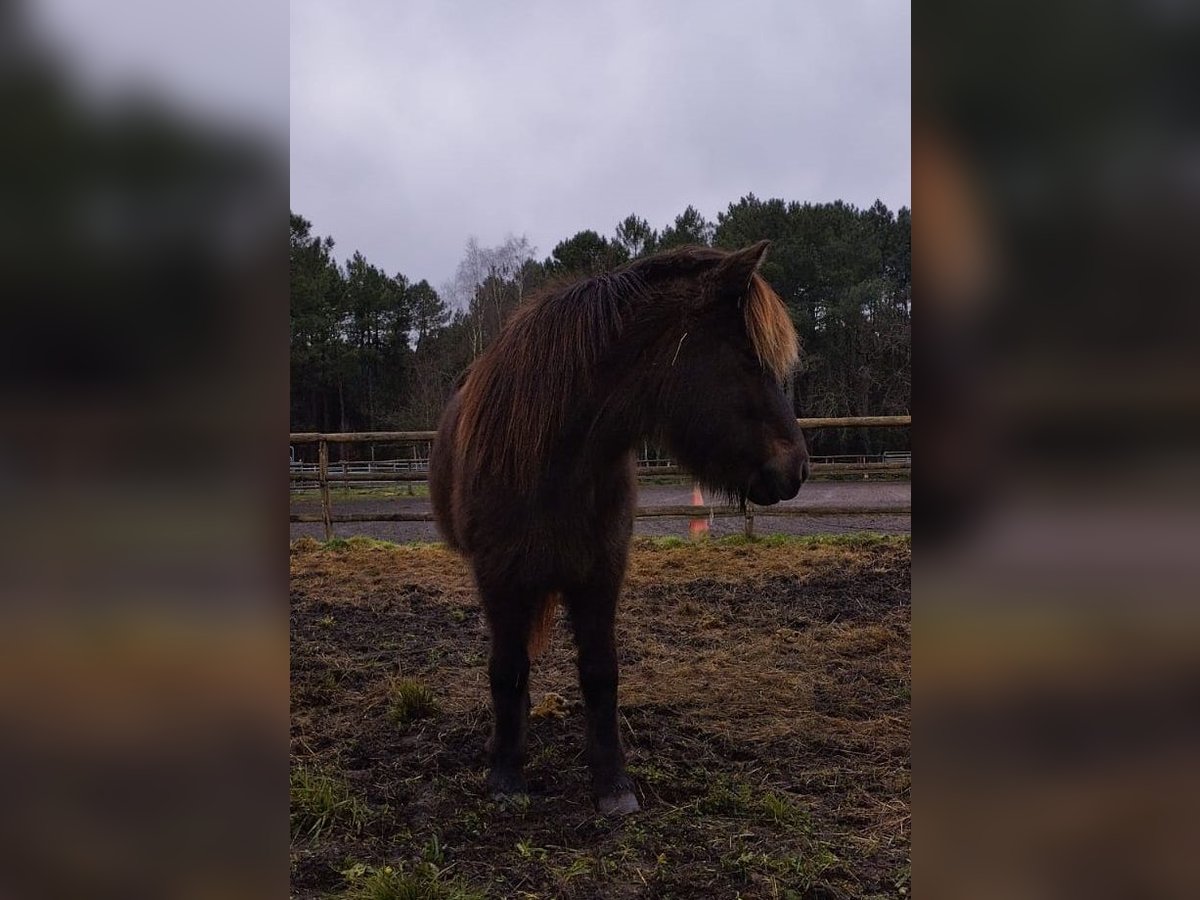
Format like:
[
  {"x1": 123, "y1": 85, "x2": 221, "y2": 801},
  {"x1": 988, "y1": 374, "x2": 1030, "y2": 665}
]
[{"x1": 528, "y1": 591, "x2": 562, "y2": 660}]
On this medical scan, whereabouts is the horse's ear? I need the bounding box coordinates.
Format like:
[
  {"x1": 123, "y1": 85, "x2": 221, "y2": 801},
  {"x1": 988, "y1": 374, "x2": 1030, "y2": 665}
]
[{"x1": 713, "y1": 240, "x2": 771, "y2": 298}]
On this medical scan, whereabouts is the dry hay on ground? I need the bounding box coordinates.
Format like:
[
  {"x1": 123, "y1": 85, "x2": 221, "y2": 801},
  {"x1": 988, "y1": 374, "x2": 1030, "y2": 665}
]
[{"x1": 290, "y1": 535, "x2": 910, "y2": 899}]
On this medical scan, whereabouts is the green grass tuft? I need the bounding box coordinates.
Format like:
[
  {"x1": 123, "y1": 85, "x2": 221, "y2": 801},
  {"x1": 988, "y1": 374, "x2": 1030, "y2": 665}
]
[
  {"x1": 345, "y1": 535, "x2": 400, "y2": 550},
  {"x1": 290, "y1": 766, "x2": 367, "y2": 841},
  {"x1": 698, "y1": 776, "x2": 756, "y2": 817},
  {"x1": 515, "y1": 838, "x2": 548, "y2": 861},
  {"x1": 697, "y1": 777, "x2": 815, "y2": 833},
  {"x1": 783, "y1": 844, "x2": 841, "y2": 892},
  {"x1": 643, "y1": 536, "x2": 689, "y2": 549},
  {"x1": 387, "y1": 678, "x2": 438, "y2": 727},
  {"x1": 339, "y1": 861, "x2": 482, "y2": 900},
  {"x1": 719, "y1": 844, "x2": 840, "y2": 893},
  {"x1": 760, "y1": 791, "x2": 812, "y2": 829},
  {"x1": 719, "y1": 531, "x2": 906, "y2": 550},
  {"x1": 635, "y1": 531, "x2": 907, "y2": 552},
  {"x1": 796, "y1": 530, "x2": 909, "y2": 549}
]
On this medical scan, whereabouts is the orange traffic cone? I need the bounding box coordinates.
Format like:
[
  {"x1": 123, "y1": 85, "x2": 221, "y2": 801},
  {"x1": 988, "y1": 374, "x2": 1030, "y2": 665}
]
[{"x1": 689, "y1": 483, "x2": 709, "y2": 539}]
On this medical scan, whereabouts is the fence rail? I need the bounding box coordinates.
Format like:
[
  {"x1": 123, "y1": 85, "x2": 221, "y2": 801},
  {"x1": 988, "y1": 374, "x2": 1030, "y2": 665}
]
[
  {"x1": 288, "y1": 416, "x2": 910, "y2": 446},
  {"x1": 288, "y1": 460, "x2": 911, "y2": 485},
  {"x1": 291, "y1": 504, "x2": 911, "y2": 525},
  {"x1": 288, "y1": 416, "x2": 910, "y2": 540}
]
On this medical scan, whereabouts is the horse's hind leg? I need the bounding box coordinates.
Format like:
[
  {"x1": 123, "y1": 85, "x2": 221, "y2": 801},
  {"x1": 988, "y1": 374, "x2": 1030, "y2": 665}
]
[
  {"x1": 566, "y1": 573, "x2": 639, "y2": 815},
  {"x1": 480, "y1": 587, "x2": 533, "y2": 797}
]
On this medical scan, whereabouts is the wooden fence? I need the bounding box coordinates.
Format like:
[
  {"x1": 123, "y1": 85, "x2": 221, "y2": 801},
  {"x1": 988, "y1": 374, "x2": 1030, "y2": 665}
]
[{"x1": 289, "y1": 416, "x2": 910, "y2": 540}]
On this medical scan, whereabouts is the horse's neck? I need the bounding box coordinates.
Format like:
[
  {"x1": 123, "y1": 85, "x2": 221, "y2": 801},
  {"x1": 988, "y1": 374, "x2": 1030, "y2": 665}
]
[
  {"x1": 581, "y1": 348, "x2": 662, "y2": 459},
  {"x1": 553, "y1": 296, "x2": 674, "y2": 470}
]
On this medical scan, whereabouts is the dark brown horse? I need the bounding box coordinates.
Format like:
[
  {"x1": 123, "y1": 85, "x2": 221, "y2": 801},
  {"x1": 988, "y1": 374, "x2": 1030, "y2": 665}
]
[{"x1": 429, "y1": 242, "x2": 808, "y2": 815}]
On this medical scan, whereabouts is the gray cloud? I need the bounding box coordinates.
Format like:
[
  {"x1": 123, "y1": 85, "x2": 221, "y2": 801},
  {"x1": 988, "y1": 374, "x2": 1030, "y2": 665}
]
[{"x1": 291, "y1": 0, "x2": 910, "y2": 288}]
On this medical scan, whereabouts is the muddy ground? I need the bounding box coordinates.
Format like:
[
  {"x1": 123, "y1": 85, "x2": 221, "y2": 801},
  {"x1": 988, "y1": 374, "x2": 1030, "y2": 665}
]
[
  {"x1": 290, "y1": 481, "x2": 911, "y2": 543},
  {"x1": 290, "y1": 535, "x2": 909, "y2": 899}
]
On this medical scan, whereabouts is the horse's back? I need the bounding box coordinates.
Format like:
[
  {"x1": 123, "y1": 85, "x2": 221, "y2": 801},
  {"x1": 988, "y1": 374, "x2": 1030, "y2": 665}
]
[{"x1": 429, "y1": 390, "x2": 464, "y2": 553}]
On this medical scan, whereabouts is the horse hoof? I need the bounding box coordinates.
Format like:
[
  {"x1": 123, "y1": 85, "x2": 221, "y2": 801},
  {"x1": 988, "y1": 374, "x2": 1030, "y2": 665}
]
[
  {"x1": 486, "y1": 769, "x2": 527, "y2": 799},
  {"x1": 597, "y1": 790, "x2": 640, "y2": 816}
]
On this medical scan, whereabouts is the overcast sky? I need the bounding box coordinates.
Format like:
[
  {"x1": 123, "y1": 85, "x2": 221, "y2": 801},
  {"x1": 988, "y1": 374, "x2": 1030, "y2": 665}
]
[{"x1": 291, "y1": 0, "x2": 909, "y2": 290}]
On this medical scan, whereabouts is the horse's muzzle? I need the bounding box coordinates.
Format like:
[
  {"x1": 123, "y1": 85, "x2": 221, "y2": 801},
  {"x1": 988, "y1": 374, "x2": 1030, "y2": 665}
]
[{"x1": 746, "y1": 446, "x2": 809, "y2": 505}]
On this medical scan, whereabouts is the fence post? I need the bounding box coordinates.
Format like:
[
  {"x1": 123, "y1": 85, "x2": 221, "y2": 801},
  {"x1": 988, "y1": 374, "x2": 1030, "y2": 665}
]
[
  {"x1": 744, "y1": 504, "x2": 755, "y2": 539},
  {"x1": 318, "y1": 438, "x2": 333, "y2": 541}
]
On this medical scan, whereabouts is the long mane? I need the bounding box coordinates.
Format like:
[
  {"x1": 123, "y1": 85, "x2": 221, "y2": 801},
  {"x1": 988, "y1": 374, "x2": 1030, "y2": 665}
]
[
  {"x1": 453, "y1": 247, "x2": 797, "y2": 487},
  {"x1": 454, "y1": 267, "x2": 649, "y2": 487}
]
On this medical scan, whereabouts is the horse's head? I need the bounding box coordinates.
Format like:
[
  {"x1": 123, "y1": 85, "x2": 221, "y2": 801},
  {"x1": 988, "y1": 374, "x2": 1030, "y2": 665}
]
[{"x1": 656, "y1": 241, "x2": 809, "y2": 505}]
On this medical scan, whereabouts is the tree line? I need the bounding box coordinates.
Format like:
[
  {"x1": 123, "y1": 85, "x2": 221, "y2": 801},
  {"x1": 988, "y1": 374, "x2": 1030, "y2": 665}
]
[{"x1": 290, "y1": 196, "x2": 910, "y2": 458}]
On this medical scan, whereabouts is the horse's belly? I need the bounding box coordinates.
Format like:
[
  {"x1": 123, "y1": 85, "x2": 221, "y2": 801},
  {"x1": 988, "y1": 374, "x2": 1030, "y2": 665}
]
[{"x1": 461, "y1": 487, "x2": 633, "y2": 588}]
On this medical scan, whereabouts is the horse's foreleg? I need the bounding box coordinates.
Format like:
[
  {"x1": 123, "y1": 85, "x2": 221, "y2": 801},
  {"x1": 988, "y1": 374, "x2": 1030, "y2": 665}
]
[
  {"x1": 567, "y1": 576, "x2": 639, "y2": 815},
  {"x1": 482, "y1": 592, "x2": 532, "y2": 797}
]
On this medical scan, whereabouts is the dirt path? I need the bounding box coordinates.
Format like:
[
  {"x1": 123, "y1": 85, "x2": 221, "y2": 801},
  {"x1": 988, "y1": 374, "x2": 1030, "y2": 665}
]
[
  {"x1": 290, "y1": 481, "x2": 911, "y2": 543},
  {"x1": 290, "y1": 536, "x2": 910, "y2": 898}
]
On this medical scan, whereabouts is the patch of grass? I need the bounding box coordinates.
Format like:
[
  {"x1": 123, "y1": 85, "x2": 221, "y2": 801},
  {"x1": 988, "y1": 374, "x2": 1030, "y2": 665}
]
[
  {"x1": 698, "y1": 775, "x2": 756, "y2": 817},
  {"x1": 450, "y1": 810, "x2": 484, "y2": 838},
  {"x1": 515, "y1": 838, "x2": 548, "y2": 861},
  {"x1": 627, "y1": 760, "x2": 676, "y2": 785},
  {"x1": 633, "y1": 531, "x2": 907, "y2": 553},
  {"x1": 782, "y1": 844, "x2": 841, "y2": 893},
  {"x1": 720, "y1": 848, "x2": 768, "y2": 880},
  {"x1": 488, "y1": 792, "x2": 531, "y2": 815},
  {"x1": 386, "y1": 678, "x2": 438, "y2": 727},
  {"x1": 339, "y1": 862, "x2": 481, "y2": 900},
  {"x1": 698, "y1": 777, "x2": 812, "y2": 831},
  {"x1": 718, "y1": 531, "x2": 907, "y2": 550},
  {"x1": 720, "y1": 844, "x2": 840, "y2": 893},
  {"x1": 321, "y1": 536, "x2": 405, "y2": 552},
  {"x1": 713, "y1": 532, "x2": 764, "y2": 548},
  {"x1": 346, "y1": 535, "x2": 403, "y2": 550},
  {"x1": 290, "y1": 766, "x2": 367, "y2": 841},
  {"x1": 760, "y1": 791, "x2": 811, "y2": 829},
  {"x1": 461, "y1": 649, "x2": 485, "y2": 667},
  {"x1": 421, "y1": 833, "x2": 445, "y2": 866},
  {"x1": 557, "y1": 855, "x2": 594, "y2": 882},
  {"x1": 642, "y1": 536, "x2": 690, "y2": 550},
  {"x1": 799, "y1": 530, "x2": 909, "y2": 550}
]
